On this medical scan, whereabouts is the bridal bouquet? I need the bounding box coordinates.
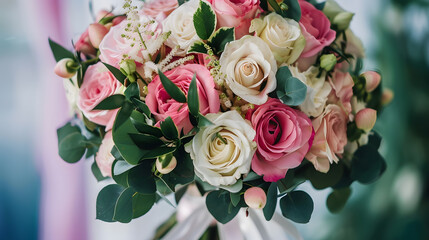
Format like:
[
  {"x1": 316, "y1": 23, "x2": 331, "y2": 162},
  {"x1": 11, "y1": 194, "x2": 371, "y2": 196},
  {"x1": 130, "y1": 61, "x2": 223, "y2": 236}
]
[{"x1": 51, "y1": 0, "x2": 392, "y2": 233}]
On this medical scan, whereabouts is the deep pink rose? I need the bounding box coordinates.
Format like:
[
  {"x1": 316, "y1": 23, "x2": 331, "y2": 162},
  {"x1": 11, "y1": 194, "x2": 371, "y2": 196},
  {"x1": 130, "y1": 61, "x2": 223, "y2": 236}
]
[
  {"x1": 299, "y1": 0, "x2": 336, "y2": 58},
  {"x1": 328, "y1": 70, "x2": 354, "y2": 114},
  {"x1": 77, "y1": 62, "x2": 122, "y2": 131},
  {"x1": 140, "y1": 0, "x2": 179, "y2": 21},
  {"x1": 75, "y1": 29, "x2": 96, "y2": 56},
  {"x1": 146, "y1": 64, "x2": 220, "y2": 133},
  {"x1": 99, "y1": 16, "x2": 162, "y2": 67},
  {"x1": 306, "y1": 104, "x2": 348, "y2": 173},
  {"x1": 208, "y1": 0, "x2": 260, "y2": 39},
  {"x1": 247, "y1": 99, "x2": 314, "y2": 182},
  {"x1": 95, "y1": 131, "x2": 115, "y2": 177}
]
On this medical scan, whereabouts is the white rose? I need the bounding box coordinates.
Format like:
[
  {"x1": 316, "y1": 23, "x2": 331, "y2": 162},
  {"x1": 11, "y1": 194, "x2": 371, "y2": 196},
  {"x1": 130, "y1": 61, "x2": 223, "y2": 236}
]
[
  {"x1": 185, "y1": 111, "x2": 256, "y2": 190},
  {"x1": 289, "y1": 66, "x2": 332, "y2": 118},
  {"x1": 63, "y1": 76, "x2": 80, "y2": 116},
  {"x1": 220, "y1": 35, "x2": 277, "y2": 105},
  {"x1": 162, "y1": 0, "x2": 200, "y2": 56},
  {"x1": 250, "y1": 12, "x2": 306, "y2": 65},
  {"x1": 95, "y1": 131, "x2": 115, "y2": 177}
]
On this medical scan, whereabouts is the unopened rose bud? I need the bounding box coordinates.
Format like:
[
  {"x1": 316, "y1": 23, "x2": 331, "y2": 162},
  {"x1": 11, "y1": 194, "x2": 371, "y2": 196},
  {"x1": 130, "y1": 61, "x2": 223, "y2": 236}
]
[
  {"x1": 361, "y1": 71, "x2": 381, "y2": 92},
  {"x1": 156, "y1": 154, "x2": 177, "y2": 174},
  {"x1": 320, "y1": 54, "x2": 337, "y2": 71},
  {"x1": 120, "y1": 59, "x2": 137, "y2": 76},
  {"x1": 96, "y1": 10, "x2": 114, "y2": 23},
  {"x1": 382, "y1": 88, "x2": 394, "y2": 106},
  {"x1": 244, "y1": 187, "x2": 267, "y2": 209},
  {"x1": 88, "y1": 23, "x2": 109, "y2": 49},
  {"x1": 75, "y1": 29, "x2": 96, "y2": 56},
  {"x1": 333, "y1": 12, "x2": 354, "y2": 31},
  {"x1": 54, "y1": 58, "x2": 78, "y2": 78},
  {"x1": 355, "y1": 108, "x2": 377, "y2": 132}
]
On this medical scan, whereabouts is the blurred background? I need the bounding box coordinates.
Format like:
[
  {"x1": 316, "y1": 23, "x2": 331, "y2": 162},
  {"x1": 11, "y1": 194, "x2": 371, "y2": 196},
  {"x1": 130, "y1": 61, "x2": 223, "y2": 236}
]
[{"x1": 0, "y1": 0, "x2": 428, "y2": 239}]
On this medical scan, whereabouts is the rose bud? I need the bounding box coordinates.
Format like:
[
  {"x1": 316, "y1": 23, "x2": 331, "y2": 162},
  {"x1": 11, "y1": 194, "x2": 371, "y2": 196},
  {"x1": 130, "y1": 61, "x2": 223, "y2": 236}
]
[
  {"x1": 382, "y1": 88, "x2": 394, "y2": 106},
  {"x1": 96, "y1": 10, "x2": 114, "y2": 23},
  {"x1": 120, "y1": 59, "x2": 137, "y2": 76},
  {"x1": 355, "y1": 108, "x2": 377, "y2": 132},
  {"x1": 361, "y1": 71, "x2": 381, "y2": 92},
  {"x1": 54, "y1": 58, "x2": 78, "y2": 78},
  {"x1": 244, "y1": 187, "x2": 267, "y2": 209},
  {"x1": 75, "y1": 29, "x2": 96, "y2": 56},
  {"x1": 156, "y1": 154, "x2": 177, "y2": 175},
  {"x1": 320, "y1": 54, "x2": 337, "y2": 72},
  {"x1": 88, "y1": 23, "x2": 109, "y2": 49}
]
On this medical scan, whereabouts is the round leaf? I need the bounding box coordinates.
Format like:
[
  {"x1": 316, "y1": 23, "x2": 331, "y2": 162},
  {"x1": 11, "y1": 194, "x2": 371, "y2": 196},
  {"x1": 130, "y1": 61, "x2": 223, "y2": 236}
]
[
  {"x1": 326, "y1": 188, "x2": 352, "y2": 213},
  {"x1": 96, "y1": 184, "x2": 125, "y2": 222},
  {"x1": 206, "y1": 190, "x2": 241, "y2": 224},
  {"x1": 280, "y1": 191, "x2": 314, "y2": 224},
  {"x1": 113, "y1": 187, "x2": 135, "y2": 223}
]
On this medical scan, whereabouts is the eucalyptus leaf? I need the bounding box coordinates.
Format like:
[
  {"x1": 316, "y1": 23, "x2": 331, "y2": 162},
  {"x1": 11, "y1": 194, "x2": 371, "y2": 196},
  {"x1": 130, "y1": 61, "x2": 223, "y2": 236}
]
[
  {"x1": 158, "y1": 69, "x2": 187, "y2": 103},
  {"x1": 113, "y1": 160, "x2": 135, "y2": 176},
  {"x1": 113, "y1": 187, "x2": 135, "y2": 223},
  {"x1": 230, "y1": 192, "x2": 241, "y2": 207},
  {"x1": 57, "y1": 122, "x2": 86, "y2": 163},
  {"x1": 111, "y1": 159, "x2": 130, "y2": 187},
  {"x1": 132, "y1": 193, "x2": 156, "y2": 219},
  {"x1": 350, "y1": 145, "x2": 386, "y2": 184},
  {"x1": 206, "y1": 190, "x2": 241, "y2": 224},
  {"x1": 193, "y1": 0, "x2": 216, "y2": 40},
  {"x1": 93, "y1": 94, "x2": 125, "y2": 110},
  {"x1": 96, "y1": 184, "x2": 125, "y2": 222},
  {"x1": 91, "y1": 161, "x2": 109, "y2": 182},
  {"x1": 128, "y1": 162, "x2": 156, "y2": 194},
  {"x1": 326, "y1": 188, "x2": 352, "y2": 213},
  {"x1": 280, "y1": 191, "x2": 313, "y2": 224},
  {"x1": 276, "y1": 66, "x2": 307, "y2": 106},
  {"x1": 263, "y1": 182, "x2": 278, "y2": 221},
  {"x1": 129, "y1": 133, "x2": 165, "y2": 149}
]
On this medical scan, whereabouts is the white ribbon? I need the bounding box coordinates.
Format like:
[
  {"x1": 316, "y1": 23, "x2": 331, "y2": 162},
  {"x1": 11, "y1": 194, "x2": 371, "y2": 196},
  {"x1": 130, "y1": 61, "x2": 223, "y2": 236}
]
[{"x1": 162, "y1": 193, "x2": 303, "y2": 240}]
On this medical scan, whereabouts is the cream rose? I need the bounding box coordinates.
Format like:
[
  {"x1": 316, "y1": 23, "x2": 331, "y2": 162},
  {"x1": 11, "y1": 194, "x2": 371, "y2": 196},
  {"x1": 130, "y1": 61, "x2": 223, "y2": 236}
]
[
  {"x1": 250, "y1": 12, "x2": 306, "y2": 65},
  {"x1": 289, "y1": 66, "x2": 332, "y2": 118},
  {"x1": 185, "y1": 111, "x2": 256, "y2": 189},
  {"x1": 219, "y1": 35, "x2": 277, "y2": 105},
  {"x1": 162, "y1": 0, "x2": 200, "y2": 56},
  {"x1": 63, "y1": 76, "x2": 80, "y2": 116}
]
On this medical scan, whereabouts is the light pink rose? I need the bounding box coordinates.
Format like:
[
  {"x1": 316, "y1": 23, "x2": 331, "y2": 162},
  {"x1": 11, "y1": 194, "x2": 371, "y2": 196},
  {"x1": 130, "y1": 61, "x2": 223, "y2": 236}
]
[
  {"x1": 247, "y1": 99, "x2": 314, "y2": 182},
  {"x1": 140, "y1": 0, "x2": 179, "y2": 21},
  {"x1": 146, "y1": 64, "x2": 220, "y2": 133},
  {"x1": 95, "y1": 131, "x2": 115, "y2": 177},
  {"x1": 99, "y1": 16, "x2": 162, "y2": 67},
  {"x1": 75, "y1": 29, "x2": 96, "y2": 56},
  {"x1": 298, "y1": 0, "x2": 336, "y2": 58},
  {"x1": 306, "y1": 104, "x2": 348, "y2": 173},
  {"x1": 77, "y1": 62, "x2": 122, "y2": 131},
  {"x1": 328, "y1": 70, "x2": 354, "y2": 114},
  {"x1": 208, "y1": 0, "x2": 261, "y2": 39}
]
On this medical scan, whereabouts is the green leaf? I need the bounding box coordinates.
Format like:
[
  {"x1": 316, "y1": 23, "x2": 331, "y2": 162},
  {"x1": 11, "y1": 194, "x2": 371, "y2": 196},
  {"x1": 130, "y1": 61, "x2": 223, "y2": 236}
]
[
  {"x1": 160, "y1": 117, "x2": 179, "y2": 140},
  {"x1": 193, "y1": 0, "x2": 216, "y2": 40},
  {"x1": 130, "y1": 115, "x2": 163, "y2": 137},
  {"x1": 276, "y1": 66, "x2": 307, "y2": 106},
  {"x1": 129, "y1": 133, "x2": 165, "y2": 149},
  {"x1": 132, "y1": 193, "x2": 156, "y2": 219},
  {"x1": 113, "y1": 187, "x2": 135, "y2": 223},
  {"x1": 124, "y1": 82, "x2": 140, "y2": 100},
  {"x1": 267, "y1": 0, "x2": 282, "y2": 14},
  {"x1": 263, "y1": 182, "x2": 278, "y2": 221},
  {"x1": 178, "y1": 0, "x2": 187, "y2": 6},
  {"x1": 260, "y1": 0, "x2": 269, "y2": 11},
  {"x1": 114, "y1": 100, "x2": 134, "y2": 129},
  {"x1": 277, "y1": 170, "x2": 306, "y2": 194},
  {"x1": 131, "y1": 98, "x2": 151, "y2": 117},
  {"x1": 206, "y1": 190, "x2": 241, "y2": 224},
  {"x1": 350, "y1": 145, "x2": 386, "y2": 184},
  {"x1": 102, "y1": 62, "x2": 127, "y2": 85},
  {"x1": 188, "y1": 41, "x2": 208, "y2": 54},
  {"x1": 208, "y1": 27, "x2": 235, "y2": 54},
  {"x1": 91, "y1": 161, "x2": 109, "y2": 182},
  {"x1": 230, "y1": 192, "x2": 241, "y2": 207},
  {"x1": 280, "y1": 191, "x2": 314, "y2": 224},
  {"x1": 283, "y1": 0, "x2": 302, "y2": 22},
  {"x1": 306, "y1": 162, "x2": 344, "y2": 190},
  {"x1": 96, "y1": 184, "x2": 125, "y2": 222},
  {"x1": 128, "y1": 162, "x2": 157, "y2": 194},
  {"x1": 198, "y1": 114, "x2": 214, "y2": 127},
  {"x1": 243, "y1": 171, "x2": 262, "y2": 182},
  {"x1": 188, "y1": 74, "x2": 199, "y2": 117},
  {"x1": 140, "y1": 146, "x2": 177, "y2": 160},
  {"x1": 111, "y1": 160, "x2": 130, "y2": 187},
  {"x1": 57, "y1": 122, "x2": 86, "y2": 163},
  {"x1": 82, "y1": 114, "x2": 98, "y2": 132},
  {"x1": 49, "y1": 38, "x2": 75, "y2": 62},
  {"x1": 326, "y1": 188, "x2": 352, "y2": 213},
  {"x1": 93, "y1": 94, "x2": 125, "y2": 110},
  {"x1": 113, "y1": 160, "x2": 135, "y2": 175},
  {"x1": 158, "y1": 69, "x2": 187, "y2": 103},
  {"x1": 175, "y1": 186, "x2": 189, "y2": 204}
]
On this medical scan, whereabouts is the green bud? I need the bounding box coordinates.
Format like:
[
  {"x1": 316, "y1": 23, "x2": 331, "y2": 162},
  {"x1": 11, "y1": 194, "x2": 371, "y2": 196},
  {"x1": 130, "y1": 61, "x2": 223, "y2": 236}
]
[
  {"x1": 333, "y1": 12, "x2": 354, "y2": 31},
  {"x1": 119, "y1": 59, "x2": 136, "y2": 76},
  {"x1": 320, "y1": 54, "x2": 337, "y2": 71}
]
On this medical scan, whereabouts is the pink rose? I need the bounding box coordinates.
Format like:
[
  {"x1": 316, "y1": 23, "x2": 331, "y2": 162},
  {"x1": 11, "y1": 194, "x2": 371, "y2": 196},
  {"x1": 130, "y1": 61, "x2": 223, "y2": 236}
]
[
  {"x1": 77, "y1": 62, "x2": 123, "y2": 131},
  {"x1": 140, "y1": 0, "x2": 179, "y2": 21},
  {"x1": 298, "y1": 0, "x2": 336, "y2": 58},
  {"x1": 75, "y1": 29, "x2": 96, "y2": 56},
  {"x1": 95, "y1": 131, "x2": 115, "y2": 177},
  {"x1": 328, "y1": 70, "x2": 354, "y2": 114},
  {"x1": 208, "y1": 0, "x2": 260, "y2": 39},
  {"x1": 99, "y1": 16, "x2": 162, "y2": 67},
  {"x1": 146, "y1": 64, "x2": 220, "y2": 133},
  {"x1": 306, "y1": 104, "x2": 348, "y2": 173},
  {"x1": 247, "y1": 99, "x2": 314, "y2": 182}
]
